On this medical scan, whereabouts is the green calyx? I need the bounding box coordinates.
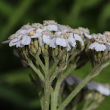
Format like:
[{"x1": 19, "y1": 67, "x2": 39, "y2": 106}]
[{"x1": 29, "y1": 39, "x2": 41, "y2": 56}]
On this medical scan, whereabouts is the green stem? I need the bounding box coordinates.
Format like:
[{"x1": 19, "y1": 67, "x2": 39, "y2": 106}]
[
  {"x1": 43, "y1": 56, "x2": 50, "y2": 110},
  {"x1": 57, "y1": 63, "x2": 109, "y2": 110},
  {"x1": 68, "y1": 50, "x2": 80, "y2": 64},
  {"x1": 50, "y1": 67, "x2": 59, "y2": 83},
  {"x1": 52, "y1": 73, "x2": 63, "y2": 110},
  {"x1": 28, "y1": 59, "x2": 44, "y2": 82},
  {"x1": 51, "y1": 88, "x2": 55, "y2": 110},
  {"x1": 52, "y1": 64, "x2": 77, "y2": 110},
  {"x1": 72, "y1": 93, "x2": 81, "y2": 110},
  {"x1": 49, "y1": 60, "x2": 59, "y2": 74},
  {"x1": 82, "y1": 100, "x2": 91, "y2": 110},
  {"x1": 35, "y1": 55, "x2": 47, "y2": 74},
  {"x1": 31, "y1": 72, "x2": 44, "y2": 110}
]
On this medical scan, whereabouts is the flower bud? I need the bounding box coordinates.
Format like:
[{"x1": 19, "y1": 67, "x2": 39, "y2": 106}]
[{"x1": 29, "y1": 38, "x2": 41, "y2": 56}]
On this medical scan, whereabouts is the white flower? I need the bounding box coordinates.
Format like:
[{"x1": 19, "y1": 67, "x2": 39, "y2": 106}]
[
  {"x1": 44, "y1": 25, "x2": 58, "y2": 31},
  {"x1": 43, "y1": 35, "x2": 51, "y2": 45},
  {"x1": 93, "y1": 34, "x2": 106, "y2": 44},
  {"x1": 78, "y1": 27, "x2": 90, "y2": 35},
  {"x1": 43, "y1": 20, "x2": 57, "y2": 25},
  {"x1": 89, "y1": 42, "x2": 106, "y2": 51},
  {"x1": 103, "y1": 31, "x2": 110, "y2": 36},
  {"x1": 32, "y1": 23, "x2": 43, "y2": 29},
  {"x1": 85, "y1": 33, "x2": 93, "y2": 39},
  {"x1": 16, "y1": 28, "x2": 35, "y2": 35},
  {"x1": 49, "y1": 32, "x2": 76, "y2": 51},
  {"x1": 74, "y1": 34, "x2": 84, "y2": 46},
  {"x1": 21, "y1": 35, "x2": 31, "y2": 45},
  {"x1": 21, "y1": 24, "x2": 32, "y2": 30},
  {"x1": 56, "y1": 37, "x2": 67, "y2": 47},
  {"x1": 49, "y1": 37, "x2": 57, "y2": 48},
  {"x1": 59, "y1": 25, "x2": 72, "y2": 32},
  {"x1": 9, "y1": 35, "x2": 23, "y2": 47},
  {"x1": 87, "y1": 82, "x2": 110, "y2": 96}
]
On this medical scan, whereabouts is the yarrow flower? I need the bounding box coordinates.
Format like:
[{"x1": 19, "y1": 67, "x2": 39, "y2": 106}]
[
  {"x1": 3, "y1": 20, "x2": 85, "y2": 52},
  {"x1": 89, "y1": 34, "x2": 107, "y2": 52}
]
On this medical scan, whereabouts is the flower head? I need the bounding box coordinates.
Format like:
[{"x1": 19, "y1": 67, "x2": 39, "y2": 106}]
[{"x1": 2, "y1": 20, "x2": 86, "y2": 52}]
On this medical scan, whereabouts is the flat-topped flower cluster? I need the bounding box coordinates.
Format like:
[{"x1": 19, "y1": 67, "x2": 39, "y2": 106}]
[
  {"x1": 3, "y1": 20, "x2": 89, "y2": 51},
  {"x1": 89, "y1": 32, "x2": 110, "y2": 52},
  {"x1": 3, "y1": 20, "x2": 110, "y2": 53}
]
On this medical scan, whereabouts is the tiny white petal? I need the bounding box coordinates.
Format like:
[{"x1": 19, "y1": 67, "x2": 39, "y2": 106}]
[
  {"x1": 87, "y1": 82, "x2": 110, "y2": 96},
  {"x1": 85, "y1": 33, "x2": 93, "y2": 39},
  {"x1": 68, "y1": 37, "x2": 76, "y2": 47},
  {"x1": 21, "y1": 36, "x2": 31, "y2": 45},
  {"x1": 55, "y1": 32, "x2": 61, "y2": 35},
  {"x1": 47, "y1": 25, "x2": 58, "y2": 31},
  {"x1": 2, "y1": 40, "x2": 10, "y2": 44},
  {"x1": 56, "y1": 38, "x2": 67, "y2": 47},
  {"x1": 9, "y1": 40, "x2": 17, "y2": 47},
  {"x1": 31, "y1": 33, "x2": 42, "y2": 38},
  {"x1": 89, "y1": 42, "x2": 106, "y2": 51},
  {"x1": 11, "y1": 38, "x2": 20, "y2": 43},
  {"x1": 89, "y1": 42, "x2": 98, "y2": 50},
  {"x1": 106, "y1": 43, "x2": 110, "y2": 51},
  {"x1": 16, "y1": 41, "x2": 24, "y2": 47},
  {"x1": 49, "y1": 38, "x2": 57, "y2": 48},
  {"x1": 43, "y1": 35, "x2": 51, "y2": 45},
  {"x1": 67, "y1": 43, "x2": 71, "y2": 51},
  {"x1": 39, "y1": 37, "x2": 44, "y2": 46},
  {"x1": 26, "y1": 28, "x2": 35, "y2": 33},
  {"x1": 74, "y1": 34, "x2": 84, "y2": 46},
  {"x1": 36, "y1": 29, "x2": 43, "y2": 33},
  {"x1": 95, "y1": 44, "x2": 106, "y2": 51},
  {"x1": 17, "y1": 29, "x2": 27, "y2": 34}
]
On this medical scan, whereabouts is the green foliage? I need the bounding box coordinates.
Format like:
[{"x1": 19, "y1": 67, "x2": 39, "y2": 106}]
[{"x1": 0, "y1": 0, "x2": 110, "y2": 110}]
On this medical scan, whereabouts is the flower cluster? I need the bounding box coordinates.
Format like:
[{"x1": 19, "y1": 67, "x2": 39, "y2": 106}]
[
  {"x1": 3, "y1": 20, "x2": 85, "y2": 51},
  {"x1": 3, "y1": 20, "x2": 110, "y2": 65}
]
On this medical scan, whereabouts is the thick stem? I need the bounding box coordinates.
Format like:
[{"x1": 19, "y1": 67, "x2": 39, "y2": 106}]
[
  {"x1": 52, "y1": 73, "x2": 63, "y2": 110},
  {"x1": 57, "y1": 63, "x2": 109, "y2": 110},
  {"x1": 52, "y1": 64, "x2": 77, "y2": 110},
  {"x1": 43, "y1": 56, "x2": 50, "y2": 110}
]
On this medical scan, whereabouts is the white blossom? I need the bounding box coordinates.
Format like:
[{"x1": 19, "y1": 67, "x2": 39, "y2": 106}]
[
  {"x1": 87, "y1": 82, "x2": 110, "y2": 96},
  {"x1": 89, "y1": 42, "x2": 106, "y2": 51},
  {"x1": 44, "y1": 25, "x2": 58, "y2": 31},
  {"x1": 85, "y1": 33, "x2": 93, "y2": 39},
  {"x1": 49, "y1": 32, "x2": 76, "y2": 51},
  {"x1": 74, "y1": 34, "x2": 84, "y2": 46}
]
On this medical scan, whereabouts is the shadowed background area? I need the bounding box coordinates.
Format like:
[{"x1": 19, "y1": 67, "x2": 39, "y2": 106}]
[{"x1": 0, "y1": 0, "x2": 110, "y2": 110}]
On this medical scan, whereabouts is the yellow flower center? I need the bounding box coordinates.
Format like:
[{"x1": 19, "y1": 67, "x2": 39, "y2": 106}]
[{"x1": 29, "y1": 31, "x2": 35, "y2": 36}]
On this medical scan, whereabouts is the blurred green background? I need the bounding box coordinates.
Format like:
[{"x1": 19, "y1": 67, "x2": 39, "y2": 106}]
[{"x1": 0, "y1": 0, "x2": 110, "y2": 110}]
